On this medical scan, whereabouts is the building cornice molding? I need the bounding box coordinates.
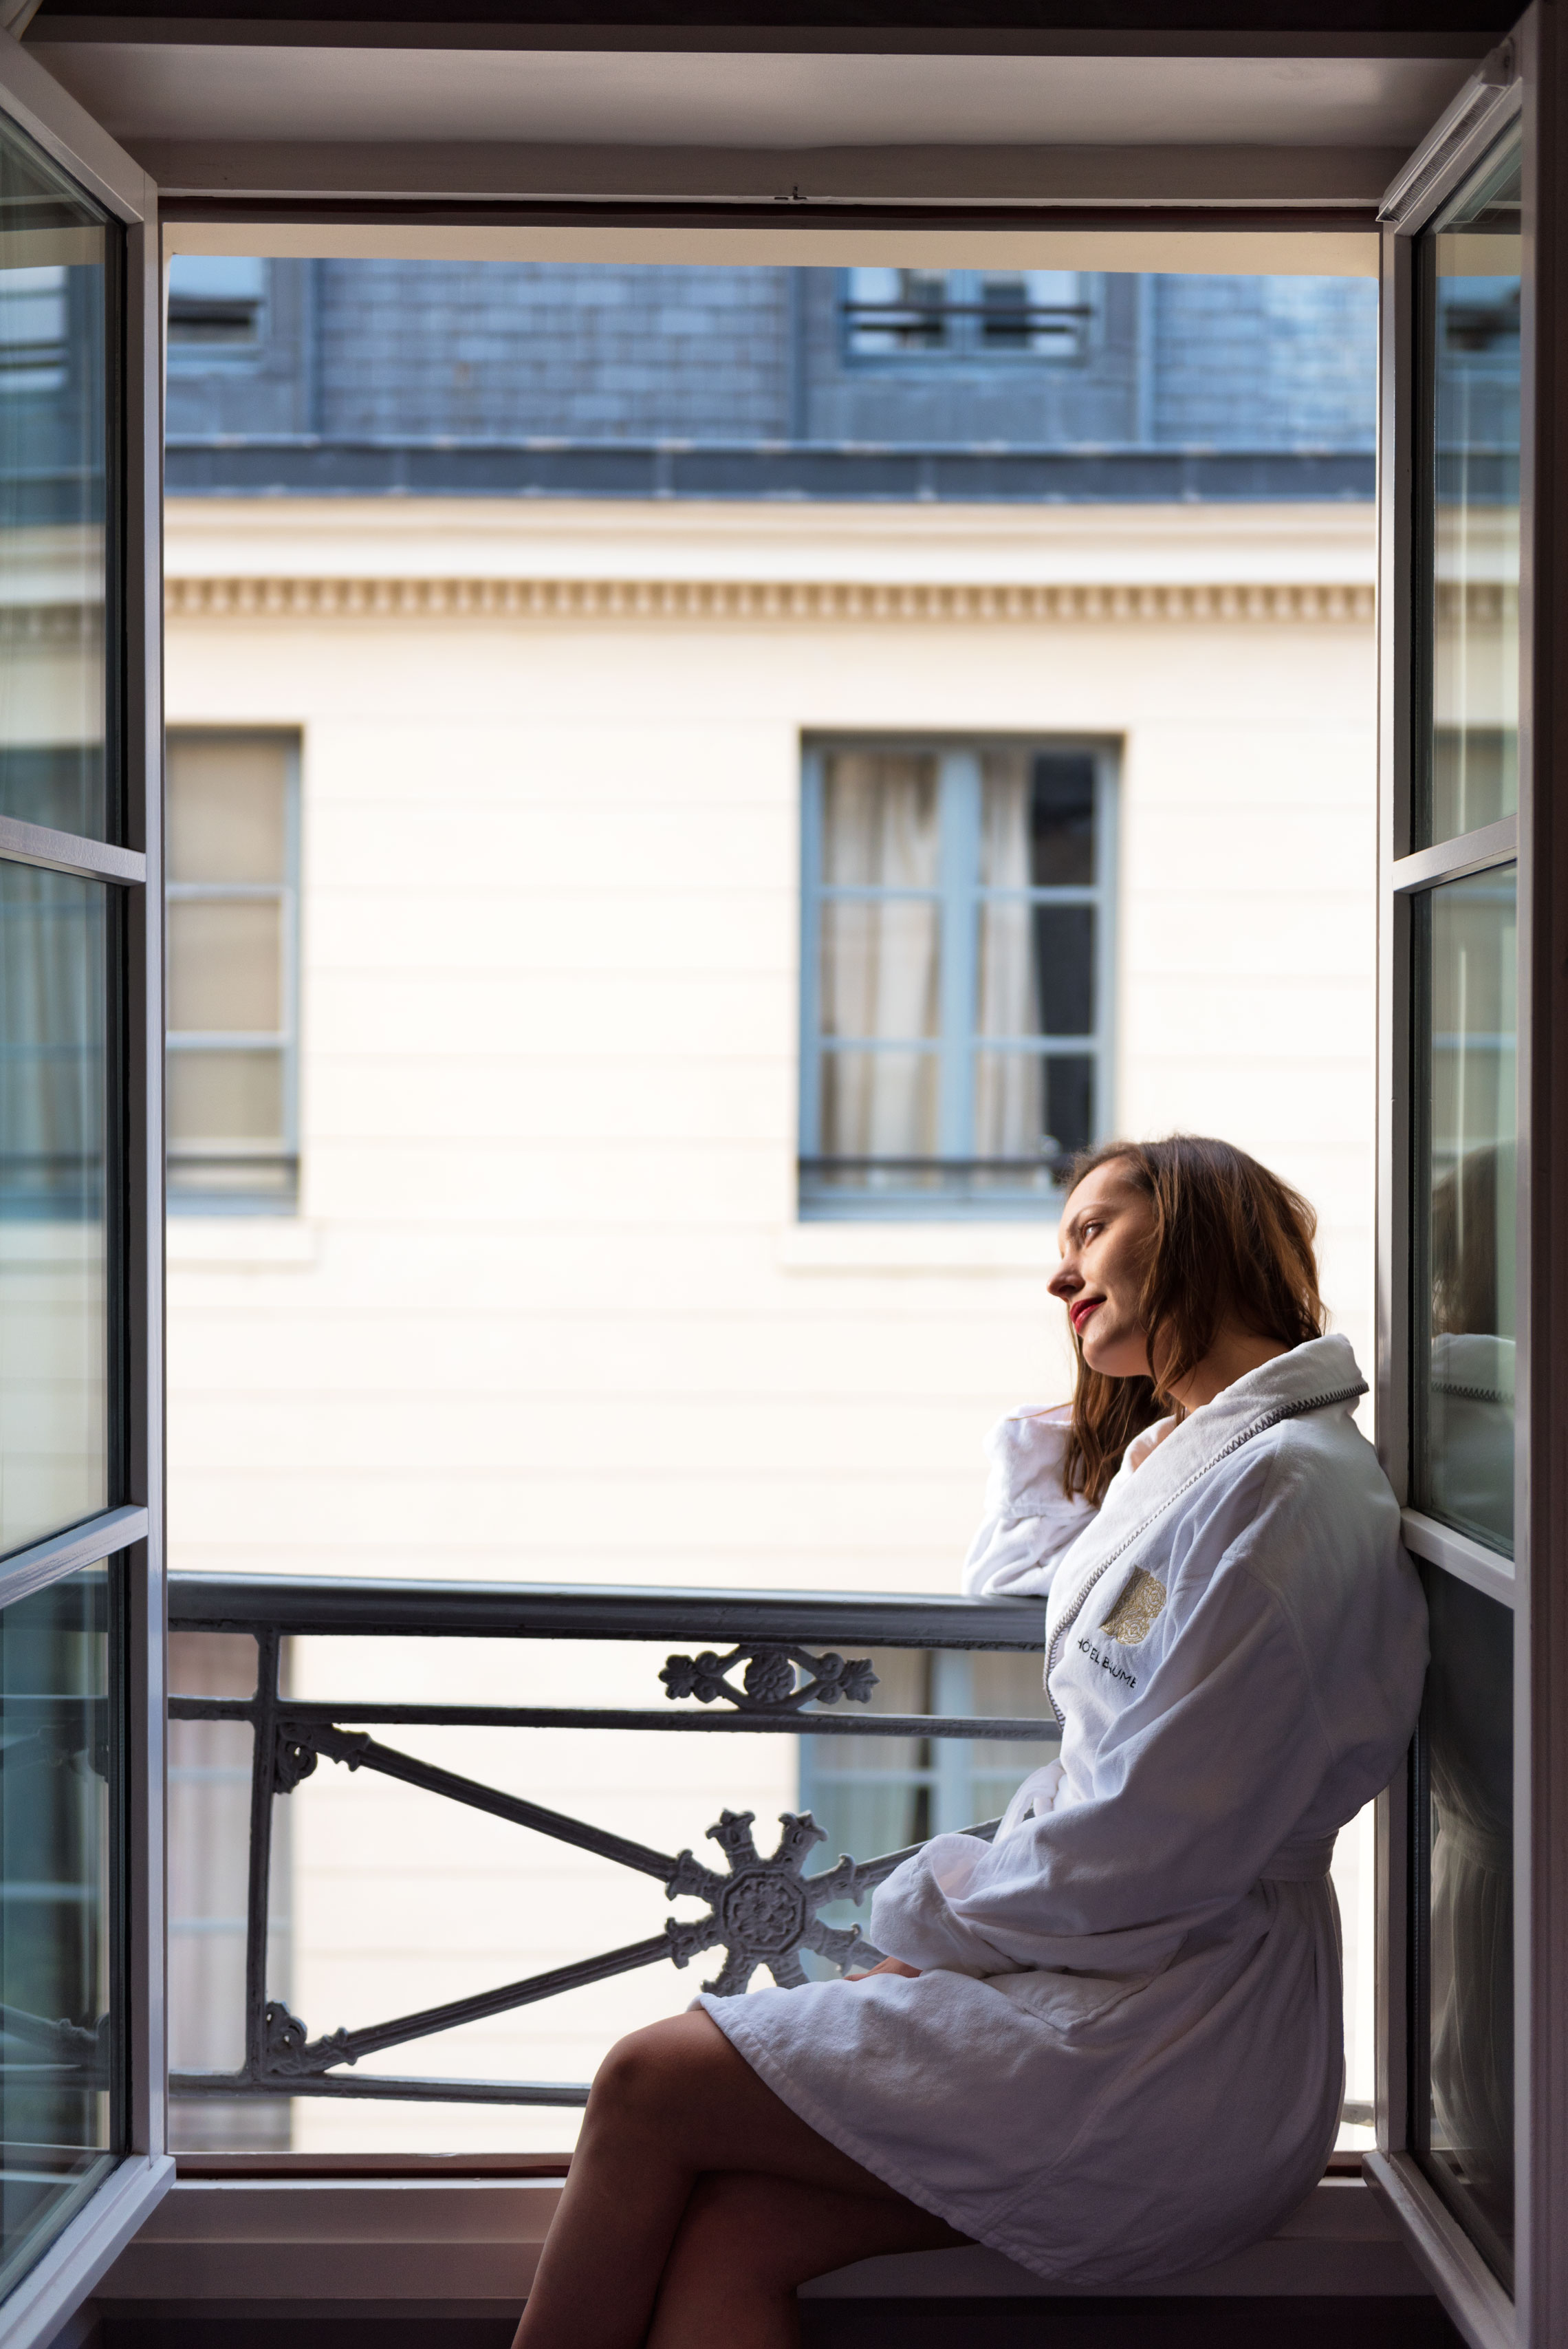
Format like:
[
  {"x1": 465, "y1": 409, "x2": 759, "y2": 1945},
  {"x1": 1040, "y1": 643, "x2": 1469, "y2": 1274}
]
[{"x1": 164, "y1": 573, "x2": 1378, "y2": 625}]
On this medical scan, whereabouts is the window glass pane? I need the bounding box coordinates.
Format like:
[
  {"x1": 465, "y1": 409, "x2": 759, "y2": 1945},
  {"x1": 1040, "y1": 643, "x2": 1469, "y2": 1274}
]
[
  {"x1": 168, "y1": 1049, "x2": 284, "y2": 1148},
  {"x1": 1415, "y1": 1566, "x2": 1514, "y2": 2284},
  {"x1": 979, "y1": 904, "x2": 1095, "y2": 1038},
  {"x1": 1413, "y1": 865, "x2": 1516, "y2": 1553},
  {"x1": 168, "y1": 737, "x2": 288, "y2": 883},
  {"x1": 1420, "y1": 128, "x2": 1521, "y2": 847},
  {"x1": 820, "y1": 753, "x2": 939, "y2": 887},
  {"x1": 981, "y1": 751, "x2": 1096, "y2": 887},
  {"x1": 974, "y1": 1052, "x2": 1093, "y2": 1179},
  {"x1": 168, "y1": 901, "x2": 283, "y2": 1034},
  {"x1": 819, "y1": 901, "x2": 939, "y2": 1041},
  {"x1": 818, "y1": 1050, "x2": 938, "y2": 1166},
  {"x1": 0, "y1": 864, "x2": 106, "y2": 1555},
  {"x1": 0, "y1": 1559, "x2": 120, "y2": 2296},
  {"x1": 0, "y1": 120, "x2": 110, "y2": 841},
  {"x1": 166, "y1": 735, "x2": 297, "y2": 1214}
]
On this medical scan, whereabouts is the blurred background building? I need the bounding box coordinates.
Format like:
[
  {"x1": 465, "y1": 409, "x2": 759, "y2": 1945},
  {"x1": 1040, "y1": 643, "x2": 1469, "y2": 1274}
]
[{"x1": 157, "y1": 256, "x2": 1380, "y2": 2152}]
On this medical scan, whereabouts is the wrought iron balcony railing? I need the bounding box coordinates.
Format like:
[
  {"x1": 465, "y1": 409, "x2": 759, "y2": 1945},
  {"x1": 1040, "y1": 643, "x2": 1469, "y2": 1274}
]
[{"x1": 164, "y1": 1573, "x2": 1056, "y2": 2112}]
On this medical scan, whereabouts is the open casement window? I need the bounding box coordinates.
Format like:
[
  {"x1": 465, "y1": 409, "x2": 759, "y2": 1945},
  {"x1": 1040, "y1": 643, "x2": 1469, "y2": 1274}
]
[
  {"x1": 1373, "y1": 12, "x2": 1568, "y2": 2345},
  {"x1": 0, "y1": 25, "x2": 168, "y2": 2349}
]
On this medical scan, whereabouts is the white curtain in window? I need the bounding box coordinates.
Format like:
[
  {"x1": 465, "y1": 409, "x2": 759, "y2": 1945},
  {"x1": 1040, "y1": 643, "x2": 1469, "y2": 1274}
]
[
  {"x1": 820, "y1": 755, "x2": 939, "y2": 1157},
  {"x1": 976, "y1": 755, "x2": 1043, "y2": 1159}
]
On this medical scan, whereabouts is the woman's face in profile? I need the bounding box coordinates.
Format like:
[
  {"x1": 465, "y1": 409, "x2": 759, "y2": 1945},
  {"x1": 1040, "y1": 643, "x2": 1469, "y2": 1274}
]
[{"x1": 1049, "y1": 1160, "x2": 1158, "y2": 1381}]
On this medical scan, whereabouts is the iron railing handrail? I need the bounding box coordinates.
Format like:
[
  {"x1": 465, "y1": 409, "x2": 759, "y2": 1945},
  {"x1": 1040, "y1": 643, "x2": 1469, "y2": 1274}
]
[{"x1": 166, "y1": 1572, "x2": 1045, "y2": 1650}]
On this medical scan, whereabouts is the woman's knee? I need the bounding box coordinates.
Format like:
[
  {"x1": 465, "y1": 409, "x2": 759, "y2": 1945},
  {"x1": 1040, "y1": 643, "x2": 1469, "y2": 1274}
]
[{"x1": 586, "y1": 2013, "x2": 719, "y2": 2137}]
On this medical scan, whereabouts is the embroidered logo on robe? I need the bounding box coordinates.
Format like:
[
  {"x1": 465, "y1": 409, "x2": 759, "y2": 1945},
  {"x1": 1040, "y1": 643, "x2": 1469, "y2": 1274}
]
[{"x1": 1100, "y1": 1568, "x2": 1167, "y2": 1648}]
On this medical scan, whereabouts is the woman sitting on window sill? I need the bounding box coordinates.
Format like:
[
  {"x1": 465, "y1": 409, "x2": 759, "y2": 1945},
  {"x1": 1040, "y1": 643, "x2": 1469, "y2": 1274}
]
[{"x1": 512, "y1": 1135, "x2": 1428, "y2": 2349}]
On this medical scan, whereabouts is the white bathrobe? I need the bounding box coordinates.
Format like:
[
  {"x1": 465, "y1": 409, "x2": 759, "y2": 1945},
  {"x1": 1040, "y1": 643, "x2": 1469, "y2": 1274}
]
[{"x1": 701, "y1": 1334, "x2": 1427, "y2": 2286}]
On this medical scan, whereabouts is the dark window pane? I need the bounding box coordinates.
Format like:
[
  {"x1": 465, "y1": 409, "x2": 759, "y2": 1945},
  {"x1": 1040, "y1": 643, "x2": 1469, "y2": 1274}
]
[
  {"x1": 1419, "y1": 127, "x2": 1521, "y2": 848},
  {"x1": 0, "y1": 118, "x2": 111, "y2": 841},
  {"x1": 0, "y1": 863, "x2": 107, "y2": 1554},
  {"x1": 981, "y1": 750, "x2": 1096, "y2": 887},
  {"x1": 0, "y1": 1561, "x2": 120, "y2": 2296},
  {"x1": 1415, "y1": 1566, "x2": 1514, "y2": 2284},
  {"x1": 1413, "y1": 866, "x2": 1516, "y2": 1554},
  {"x1": 978, "y1": 904, "x2": 1093, "y2": 1038}
]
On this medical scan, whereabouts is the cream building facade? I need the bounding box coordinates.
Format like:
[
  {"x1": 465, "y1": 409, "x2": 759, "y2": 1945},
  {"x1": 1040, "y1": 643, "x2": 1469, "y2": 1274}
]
[{"x1": 161, "y1": 487, "x2": 1378, "y2": 2151}]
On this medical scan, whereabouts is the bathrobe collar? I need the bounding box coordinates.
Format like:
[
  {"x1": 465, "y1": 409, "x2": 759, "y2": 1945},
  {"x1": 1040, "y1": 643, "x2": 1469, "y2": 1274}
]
[{"x1": 1048, "y1": 1334, "x2": 1368, "y2": 1627}]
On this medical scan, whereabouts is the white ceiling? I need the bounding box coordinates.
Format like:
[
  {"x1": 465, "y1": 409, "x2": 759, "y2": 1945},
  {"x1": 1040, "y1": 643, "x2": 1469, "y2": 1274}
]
[{"x1": 31, "y1": 40, "x2": 1474, "y2": 153}]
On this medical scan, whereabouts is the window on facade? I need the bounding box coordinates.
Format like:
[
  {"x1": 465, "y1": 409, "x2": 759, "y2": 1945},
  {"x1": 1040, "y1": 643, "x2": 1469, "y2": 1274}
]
[
  {"x1": 166, "y1": 255, "x2": 268, "y2": 354},
  {"x1": 166, "y1": 732, "x2": 299, "y2": 1212},
  {"x1": 843, "y1": 268, "x2": 1093, "y2": 361},
  {"x1": 799, "y1": 740, "x2": 1114, "y2": 1219}
]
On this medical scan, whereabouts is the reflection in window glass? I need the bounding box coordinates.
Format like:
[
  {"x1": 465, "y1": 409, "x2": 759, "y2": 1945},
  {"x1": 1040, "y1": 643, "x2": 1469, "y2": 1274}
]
[
  {"x1": 801, "y1": 743, "x2": 1110, "y2": 1218},
  {"x1": 0, "y1": 863, "x2": 107, "y2": 1556},
  {"x1": 0, "y1": 1560, "x2": 120, "y2": 2296},
  {"x1": 1415, "y1": 1566, "x2": 1514, "y2": 2284},
  {"x1": 1421, "y1": 127, "x2": 1521, "y2": 847},
  {"x1": 1413, "y1": 865, "x2": 1516, "y2": 1554},
  {"x1": 0, "y1": 117, "x2": 110, "y2": 841},
  {"x1": 166, "y1": 733, "x2": 298, "y2": 1211}
]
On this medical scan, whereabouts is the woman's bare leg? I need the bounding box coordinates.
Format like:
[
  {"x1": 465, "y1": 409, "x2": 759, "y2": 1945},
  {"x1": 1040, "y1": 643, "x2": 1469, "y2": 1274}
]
[
  {"x1": 512, "y1": 2009, "x2": 964, "y2": 2349},
  {"x1": 646, "y1": 2168, "x2": 963, "y2": 2349}
]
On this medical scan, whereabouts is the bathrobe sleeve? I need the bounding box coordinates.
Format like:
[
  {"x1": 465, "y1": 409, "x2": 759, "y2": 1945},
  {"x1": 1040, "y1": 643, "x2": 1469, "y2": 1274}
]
[
  {"x1": 961, "y1": 1406, "x2": 1098, "y2": 1600},
  {"x1": 878, "y1": 1454, "x2": 1366, "y2": 1977}
]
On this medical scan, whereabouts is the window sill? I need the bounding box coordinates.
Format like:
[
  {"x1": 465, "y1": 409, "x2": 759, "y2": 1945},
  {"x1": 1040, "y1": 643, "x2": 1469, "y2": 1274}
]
[
  {"x1": 777, "y1": 1224, "x2": 1058, "y2": 1276},
  {"x1": 166, "y1": 1218, "x2": 318, "y2": 1271}
]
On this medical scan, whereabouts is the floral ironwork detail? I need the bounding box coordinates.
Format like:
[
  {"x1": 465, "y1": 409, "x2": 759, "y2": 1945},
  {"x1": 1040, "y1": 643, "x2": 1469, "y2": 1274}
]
[
  {"x1": 273, "y1": 1730, "x2": 319, "y2": 1793},
  {"x1": 262, "y1": 1999, "x2": 355, "y2": 2077},
  {"x1": 664, "y1": 1809, "x2": 888, "y2": 1995},
  {"x1": 660, "y1": 1644, "x2": 877, "y2": 1714}
]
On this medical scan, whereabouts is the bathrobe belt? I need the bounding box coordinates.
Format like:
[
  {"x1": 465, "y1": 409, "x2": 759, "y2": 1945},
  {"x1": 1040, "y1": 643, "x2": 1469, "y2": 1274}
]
[{"x1": 1258, "y1": 1832, "x2": 1337, "y2": 1882}]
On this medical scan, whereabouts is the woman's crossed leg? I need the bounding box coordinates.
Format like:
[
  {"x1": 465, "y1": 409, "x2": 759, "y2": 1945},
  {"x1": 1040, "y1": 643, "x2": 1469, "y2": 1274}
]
[{"x1": 511, "y1": 2008, "x2": 967, "y2": 2349}]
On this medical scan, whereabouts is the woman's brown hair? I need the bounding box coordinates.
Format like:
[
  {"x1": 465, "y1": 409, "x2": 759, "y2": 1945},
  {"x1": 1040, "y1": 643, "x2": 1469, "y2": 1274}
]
[{"x1": 1060, "y1": 1136, "x2": 1327, "y2": 1504}]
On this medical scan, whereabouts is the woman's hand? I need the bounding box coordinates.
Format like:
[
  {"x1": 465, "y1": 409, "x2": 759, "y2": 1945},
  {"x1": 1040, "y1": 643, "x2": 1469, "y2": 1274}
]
[{"x1": 844, "y1": 1957, "x2": 921, "y2": 1982}]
